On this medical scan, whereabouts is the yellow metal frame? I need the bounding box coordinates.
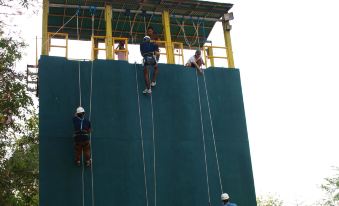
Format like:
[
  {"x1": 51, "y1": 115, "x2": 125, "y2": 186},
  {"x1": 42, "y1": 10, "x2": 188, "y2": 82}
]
[
  {"x1": 47, "y1": 32, "x2": 69, "y2": 58},
  {"x1": 162, "y1": 10, "x2": 175, "y2": 64},
  {"x1": 105, "y1": 5, "x2": 113, "y2": 59},
  {"x1": 203, "y1": 45, "x2": 227, "y2": 68},
  {"x1": 173, "y1": 42, "x2": 184, "y2": 65},
  {"x1": 151, "y1": 40, "x2": 184, "y2": 65},
  {"x1": 41, "y1": 0, "x2": 49, "y2": 55},
  {"x1": 222, "y1": 19, "x2": 235, "y2": 68},
  {"x1": 92, "y1": 36, "x2": 129, "y2": 60}
]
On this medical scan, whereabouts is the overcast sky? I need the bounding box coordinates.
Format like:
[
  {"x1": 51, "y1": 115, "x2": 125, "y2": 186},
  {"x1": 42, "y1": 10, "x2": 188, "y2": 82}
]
[{"x1": 13, "y1": 0, "x2": 339, "y2": 205}]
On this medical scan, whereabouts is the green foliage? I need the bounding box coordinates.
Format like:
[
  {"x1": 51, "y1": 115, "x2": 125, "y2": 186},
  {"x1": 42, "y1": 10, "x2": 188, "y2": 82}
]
[
  {"x1": 257, "y1": 195, "x2": 284, "y2": 206},
  {"x1": 319, "y1": 167, "x2": 339, "y2": 206},
  {"x1": 0, "y1": 2, "x2": 39, "y2": 204}
]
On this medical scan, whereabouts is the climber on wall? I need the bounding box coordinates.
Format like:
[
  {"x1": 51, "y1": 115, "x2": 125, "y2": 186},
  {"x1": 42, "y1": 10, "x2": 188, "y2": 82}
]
[
  {"x1": 73, "y1": 106, "x2": 92, "y2": 167},
  {"x1": 221, "y1": 193, "x2": 237, "y2": 206},
  {"x1": 140, "y1": 35, "x2": 159, "y2": 95}
]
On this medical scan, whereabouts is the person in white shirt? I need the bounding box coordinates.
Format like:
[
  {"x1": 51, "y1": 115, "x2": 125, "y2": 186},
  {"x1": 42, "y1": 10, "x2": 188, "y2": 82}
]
[{"x1": 185, "y1": 49, "x2": 204, "y2": 74}]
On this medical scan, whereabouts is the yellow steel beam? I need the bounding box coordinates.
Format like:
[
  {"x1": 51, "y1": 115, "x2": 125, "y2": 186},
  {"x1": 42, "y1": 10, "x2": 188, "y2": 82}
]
[
  {"x1": 162, "y1": 10, "x2": 175, "y2": 64},
  {"x1": 41, "y1": 0, "x2": 49, "y2": 55},
  {"x1": 105, "y1": 5, "x2": 113, "y2": 59},
  {"x1": 222, "y1": 18, "x2": 235, "y2": 68},
  {"x1": 208, "y1": 46, "x2": 215, "y2": 67}
]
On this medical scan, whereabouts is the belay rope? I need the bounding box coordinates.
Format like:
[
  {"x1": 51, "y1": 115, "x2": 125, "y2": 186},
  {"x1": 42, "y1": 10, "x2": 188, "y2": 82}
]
[
  {"x1": 77, "y1": 6, "x2": 96, "y2": 206},
  {"x1": 134, "y1": 63, "x2": 157, "y2": 206},
  {"x1": 195, "y1": 21, "x2": 225, "y2": 204}
]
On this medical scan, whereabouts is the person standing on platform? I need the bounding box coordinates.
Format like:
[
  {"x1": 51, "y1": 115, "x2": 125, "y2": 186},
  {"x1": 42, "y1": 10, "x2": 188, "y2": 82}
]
[
  {"x1": 140, "y1": 35, "x2": 159, "y2": 95},
  {"x1": 147, "y1": 26, "x2": 160, "y2": 61},
  {"x1": 221, "y1": 193, "x2": 237, "y2": 206},
  {"x1": 73, "y1": 106, "x2": 92, "y2": 167}
]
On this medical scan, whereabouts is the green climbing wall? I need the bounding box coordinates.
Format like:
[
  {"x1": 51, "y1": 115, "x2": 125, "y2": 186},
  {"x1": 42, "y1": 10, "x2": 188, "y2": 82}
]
[{"x1": 39, "y1": 56, "x2": 256, "y2": 206}]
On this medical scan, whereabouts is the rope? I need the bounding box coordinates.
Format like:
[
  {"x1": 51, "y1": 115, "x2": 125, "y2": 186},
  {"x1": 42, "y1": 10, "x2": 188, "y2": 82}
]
[
  {"x1": 89, "y1": 12, "x2": 96, "y2": 206},
  {"x1": 42, "y1": 10, "x2": 79, "y2": 51},
  {"x1": 195, "y1": 69, "x2": 211, "y2": 205},
  {"x1": 77, "y1": 11, "x2": 82, "y2": 106},
  {"x1": 134, "y1": 63, "x2": 150, "y2": 206},
  {"x1": 175, "y1": 18, "x2": 199, "y2": 48},
  {"x1": 81, "y1": 153, "x2": 85, "y2": 206},
  {"x1": 144, "y1": 16, "x2": 147, "y2": 35},
  {"x1": 202, "y1": 73, "x2": 223, "y2": 194},
  {"x1": 150, "y1": 77, "x2": 157, "y2": 206}
]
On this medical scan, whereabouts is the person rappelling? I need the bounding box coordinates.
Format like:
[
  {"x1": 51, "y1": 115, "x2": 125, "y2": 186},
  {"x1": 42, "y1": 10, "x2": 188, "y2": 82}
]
[
  {"x1": 140, "y1": 35, "x2": 159, "y2": 95},
  {"x1": 73, "y1": 106, "x2": 92, "y2": 167},
  {"x1": 221, "y1": 193, "x2": 237, "y2": 206}
]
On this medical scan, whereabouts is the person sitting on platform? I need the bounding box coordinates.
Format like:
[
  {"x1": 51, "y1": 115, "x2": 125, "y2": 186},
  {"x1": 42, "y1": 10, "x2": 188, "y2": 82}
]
[
  {"x1": 73, "y1": 106, "x2": 92, "y2": 167},
  {"x1": 140, "y1": 35, "x2": 159, "y2": 94},
  {"x1": 147, "y1": 26, "x2": 160, "y2": 61},
  {"x1": 221, "y1": 193, "x2": 237, "y2": 206},
  {"x1": 185, "y1": 49, "x2": 205, "y2": 74}
]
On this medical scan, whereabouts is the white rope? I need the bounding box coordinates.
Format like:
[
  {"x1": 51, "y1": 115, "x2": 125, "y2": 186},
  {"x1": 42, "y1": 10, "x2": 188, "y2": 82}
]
[
  {"x1": 76, "y1": 11, "x2": 85, "y2": 206},
  {"x1": 175, "y1": 18, "x2": 199, "y2": 48},
  {"x1": 89, "y1": 13, "x2": 96, "y2": 206},
  {"x1": 202, "y1": 73, "x2": 224, "y2": 193},
  {"x1": 149, "y1": 78, "x2": 157, "y2": 206},
  {"x1": 81, "y1": 152, "x2": 85, "y2": 206},
  {"x1": 77, "y1": 12, "x2": 82, "y2": 106},
  {"x1": 134, "y1": 63, "x2": 150, "y2": 206},
  {"x1": 144, "y1": 16, "x2": 147, "y2": 35},
  {"x1": 42, "y1": 11, "x2": 78, "y2": 53},
  {"x1": 195, "y1": 69, "x2": 211, "y2": 205},
  {"x1": 197, "y1": 25, "x2": 223, "y2": 194}
]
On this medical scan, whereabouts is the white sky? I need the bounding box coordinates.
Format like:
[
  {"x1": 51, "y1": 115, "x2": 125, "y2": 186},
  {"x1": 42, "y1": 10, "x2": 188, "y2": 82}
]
[{"x1": 13, "y1": 0, "x2": 339, "y2": 205}]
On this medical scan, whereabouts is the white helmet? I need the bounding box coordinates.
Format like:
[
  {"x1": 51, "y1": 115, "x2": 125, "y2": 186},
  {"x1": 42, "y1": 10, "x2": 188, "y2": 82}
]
[
  {"x1": 143, "y1": 35, "x2": 151, "y2": 42},
  {"x1": 76, "y1": 106, "x2": 85, "y2": 114},
  {"x1": 221, "y1": 193, "x2": 229, "y2": 200}
]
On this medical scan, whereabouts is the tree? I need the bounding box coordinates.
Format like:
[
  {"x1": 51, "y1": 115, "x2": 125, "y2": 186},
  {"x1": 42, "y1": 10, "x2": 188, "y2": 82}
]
[
  {"x1": 257, "y1": 195, "x2": 284, "y2": 206},
  {"x1": 319, "y1": 167, "x2": 339, "y2": 206},
  {"x1": 0, "y1": 0, "x2": 39, "y2": 205}
]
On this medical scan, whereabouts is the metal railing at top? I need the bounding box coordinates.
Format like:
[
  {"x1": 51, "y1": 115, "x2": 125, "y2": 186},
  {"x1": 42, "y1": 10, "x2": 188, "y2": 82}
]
[
  {"x1": 152, "y1": 40, "x2": 184, "y2": 65},
  {"x1": 47, "y1": 32, "x2": 68, "y2": 58},
  {"x1": 203, "y1": 45, "x2": 227, "y2": 68},
  {"x1": 91, "y1": 36, "x2": 129, "y2": 61}
]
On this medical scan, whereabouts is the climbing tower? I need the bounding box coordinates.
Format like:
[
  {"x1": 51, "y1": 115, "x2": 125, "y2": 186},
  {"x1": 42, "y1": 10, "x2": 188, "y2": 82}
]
[{"x1": 39, "y1": 1, "x2": 256, "y2": 206}]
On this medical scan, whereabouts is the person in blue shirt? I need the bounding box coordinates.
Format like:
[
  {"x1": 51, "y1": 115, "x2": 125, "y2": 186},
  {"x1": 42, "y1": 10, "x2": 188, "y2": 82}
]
[
  {"x1": 221, "y1": 193, "x2": 237, "y2": 206},
  {"x1": 73, "y1": 106, "x2": 92, "y2": 167},
  {"x1": 140, "y1": 35, "x2": 159, "y2": 94}
]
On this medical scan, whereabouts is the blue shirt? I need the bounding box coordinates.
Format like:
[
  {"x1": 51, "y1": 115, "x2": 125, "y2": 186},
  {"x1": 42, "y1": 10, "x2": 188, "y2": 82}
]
[
  {"x1": 140, "y1": 42, "x2": 159, "y2": 56},
  {"x1": 73, "y1": 116, "x2": 91, "y2": 141},
  {"x1": 222, "y1": 203, "x2": 237, "y2": 206}
]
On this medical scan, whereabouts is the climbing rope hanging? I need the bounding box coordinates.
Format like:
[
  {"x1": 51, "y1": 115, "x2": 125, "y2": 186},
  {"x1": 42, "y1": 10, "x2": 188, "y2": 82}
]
[
  {"x1": 89, "y1": 6, "x2": 96, "y2": 206},
  {"x1": 195, "y1": 66, "x2": 212, "y2": 206},
  {"x1": 75, "y1": 7, "x2": 86, "y2": 206},
  {"x1": 134, "y1": 62, "x2": 157, "y2": 206},
  {"x1": 134, "y1": 63, "x2": 150, "y2": 206},
  {"x1": 197, "y1": 19, "x2": 225, "y2": 195}
]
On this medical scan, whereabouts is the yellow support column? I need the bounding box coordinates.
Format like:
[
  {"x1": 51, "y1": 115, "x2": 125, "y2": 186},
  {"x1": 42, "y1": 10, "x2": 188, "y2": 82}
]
[
  {"x1": 207, "y1": 46, "x2": 215, "y2": 67},
  {"x1": 222, "y1": 18, "x2": 235, "y2": 68},
  {"x1": 41, "y1": 0, "x2": 49, "y2": 55},
  {"x1": 105, "y1": 5, "x2": 113, "y2": 59},
  {"x1": 162, "y1": 10, "x2": 175, "y2": 64}
]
